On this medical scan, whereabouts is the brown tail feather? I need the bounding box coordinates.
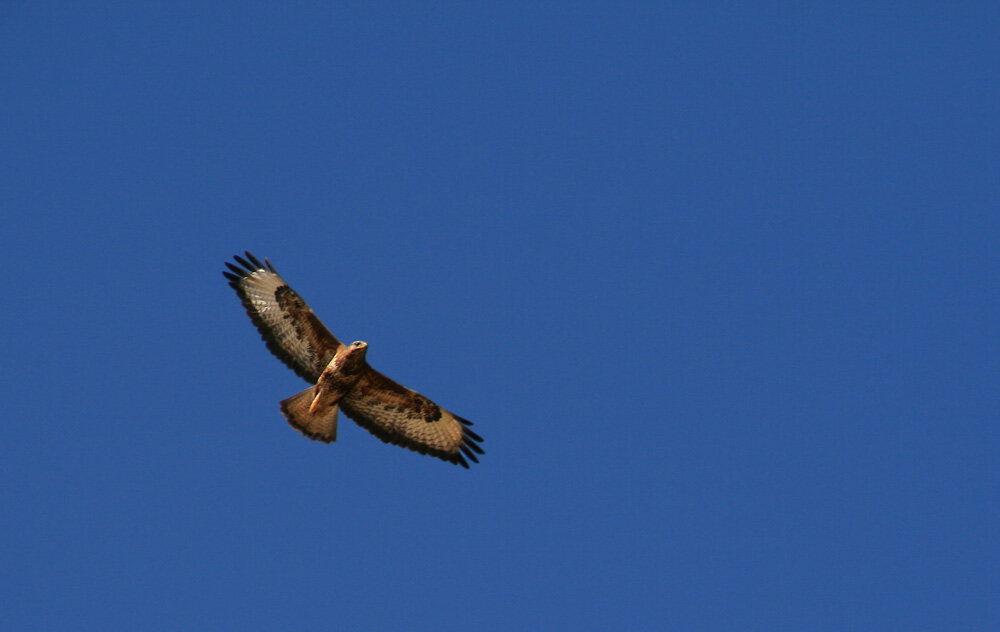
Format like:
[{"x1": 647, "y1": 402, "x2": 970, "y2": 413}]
[{"x1": 280, "y1": 386, "x2": 339, "y2": 443}]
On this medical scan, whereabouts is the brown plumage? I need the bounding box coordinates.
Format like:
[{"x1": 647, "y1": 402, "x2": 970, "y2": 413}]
[{"x1": 223, "y1": 251, "x2": 483, "y2": 468}]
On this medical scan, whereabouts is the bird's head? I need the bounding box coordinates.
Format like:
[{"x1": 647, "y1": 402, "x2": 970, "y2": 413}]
[
  {"x1": 341, "y1": 340, "x2": 368, "y2": 373},
  {"x1": 323, "y1": 340, "x2": 369, "y2": 379}
]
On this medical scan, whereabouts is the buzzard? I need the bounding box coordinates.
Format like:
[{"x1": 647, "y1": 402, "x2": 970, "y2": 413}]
[{"x1": 223, "y1": 251, "x2": 483, "y2": 468}]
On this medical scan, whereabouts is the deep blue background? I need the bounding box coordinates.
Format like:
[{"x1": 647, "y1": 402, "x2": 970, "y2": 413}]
[{"x1": 2, "y1": 4, "x2": 997, "y2": 629}]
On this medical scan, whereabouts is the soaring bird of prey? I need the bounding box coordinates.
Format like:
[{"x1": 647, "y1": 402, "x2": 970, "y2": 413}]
[{"x1": 223, "y1": 252, "x2": 483, "y2": 468}]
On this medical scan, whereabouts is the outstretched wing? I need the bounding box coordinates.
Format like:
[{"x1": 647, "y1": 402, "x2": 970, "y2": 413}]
[
  {"x1": 340, "y1": 368, "x2": 484, "y2": 468},
  {"x1": 223, "y1": 251, "x2": 341, "y2": 383}
]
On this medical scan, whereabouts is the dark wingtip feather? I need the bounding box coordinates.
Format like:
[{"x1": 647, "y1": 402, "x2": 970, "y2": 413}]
[
  {"x1": 233, "y1": 254, "x2": 256, "y2": 272},
  {"x1": 264, "y1": 258, "x2": 277, "y2": 272},
  {"x1": 222, "y1": 271, "x2": 239, "y2": 282},
  {"x1": 456, "y1": 415, "x2": 474, "y2": 427},
  {"x1": 466, "y1": 438, "x2": 484, "y2": 455},
  {"x1": 225, "y1": 261, "x2": 246, "y2": 276},
  {"x1": 244, "y1": 251, "x2": 265, "y2": 269},
  {"x1": 463, "y1": 428, "x2": 483, "y2": 443},
  {"x1": 460, "y1": 444, "x2": 480, "y2": 463}
]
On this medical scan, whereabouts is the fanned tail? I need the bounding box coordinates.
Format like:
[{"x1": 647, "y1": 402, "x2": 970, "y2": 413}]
[{"x1": 280, "y1": 386, "x2": 339, "y2": 443}]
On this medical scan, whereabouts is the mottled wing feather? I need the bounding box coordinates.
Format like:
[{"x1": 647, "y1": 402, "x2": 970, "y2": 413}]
[
  {"x1": 340, "y1": 368, "x2": 484, "y2": 468},
  {"x1": 223, "y1": 252, "x2": 340, "y2": 383}
]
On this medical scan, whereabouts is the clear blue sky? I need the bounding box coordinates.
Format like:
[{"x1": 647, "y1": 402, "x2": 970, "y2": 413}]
[{"x1": 2, "y1": 4, "x2": 997, "y2": 630}]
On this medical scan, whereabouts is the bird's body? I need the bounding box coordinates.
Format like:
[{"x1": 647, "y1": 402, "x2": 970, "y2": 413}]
[
  {"x1": 223, "y1": 252, "x2": 483, "y2": 467},
  {"x1": 309, "y1": 341, "x2": 369, "y2": 413}
]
